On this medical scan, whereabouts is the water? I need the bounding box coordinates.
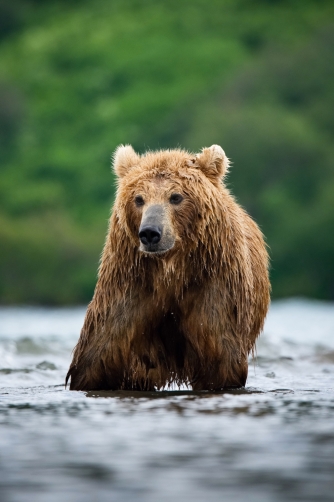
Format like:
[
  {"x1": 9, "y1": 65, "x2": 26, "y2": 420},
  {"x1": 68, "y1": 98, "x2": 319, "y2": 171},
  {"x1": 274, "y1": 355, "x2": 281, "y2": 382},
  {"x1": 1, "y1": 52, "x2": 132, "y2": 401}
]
[{"x1": 0, "y1": 299, "x2": 333, "y2": 502}]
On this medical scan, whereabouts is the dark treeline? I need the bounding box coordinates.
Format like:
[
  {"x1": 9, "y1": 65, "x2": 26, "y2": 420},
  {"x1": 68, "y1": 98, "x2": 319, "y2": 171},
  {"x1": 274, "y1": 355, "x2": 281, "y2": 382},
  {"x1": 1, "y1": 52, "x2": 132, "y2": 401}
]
[{"x1": 0, "y1": 0, "x2": 333, "y2": 304}]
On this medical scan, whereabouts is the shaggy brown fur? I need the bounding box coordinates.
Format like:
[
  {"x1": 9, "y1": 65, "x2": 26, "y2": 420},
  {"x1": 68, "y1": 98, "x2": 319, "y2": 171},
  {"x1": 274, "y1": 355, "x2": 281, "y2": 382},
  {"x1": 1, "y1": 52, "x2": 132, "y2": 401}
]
[{"x1": 66, "y1": 145, "x2": 270, "y2": 391}]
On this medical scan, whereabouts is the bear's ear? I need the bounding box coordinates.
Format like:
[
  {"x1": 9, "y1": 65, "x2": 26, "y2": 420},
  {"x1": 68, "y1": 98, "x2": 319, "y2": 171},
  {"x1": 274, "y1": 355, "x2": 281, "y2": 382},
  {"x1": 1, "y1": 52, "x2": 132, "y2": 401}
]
[
  {"x1": 113, "y1": 144, "x2": 140, "y2": 178},
  {"x1": 189, "y1": 144, "x2": 229, "y2": 183}
]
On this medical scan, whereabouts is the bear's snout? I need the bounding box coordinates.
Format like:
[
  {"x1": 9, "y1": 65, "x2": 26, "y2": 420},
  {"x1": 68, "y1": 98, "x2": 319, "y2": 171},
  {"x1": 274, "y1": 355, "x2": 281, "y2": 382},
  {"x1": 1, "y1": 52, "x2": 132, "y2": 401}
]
[
  {"x1": 139, "y1": 225, "x2": 162, "y2": 245},
  {"x1": 138, "y1": 204, "x2": 175, "y2": 254}
]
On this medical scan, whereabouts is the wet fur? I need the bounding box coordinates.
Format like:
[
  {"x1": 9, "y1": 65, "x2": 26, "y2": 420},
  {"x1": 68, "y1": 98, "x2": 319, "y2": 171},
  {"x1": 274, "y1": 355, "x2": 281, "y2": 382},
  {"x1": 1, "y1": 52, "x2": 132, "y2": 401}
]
[{"x1": 66, "y1": 147, "x2": 270, "y2": 391}]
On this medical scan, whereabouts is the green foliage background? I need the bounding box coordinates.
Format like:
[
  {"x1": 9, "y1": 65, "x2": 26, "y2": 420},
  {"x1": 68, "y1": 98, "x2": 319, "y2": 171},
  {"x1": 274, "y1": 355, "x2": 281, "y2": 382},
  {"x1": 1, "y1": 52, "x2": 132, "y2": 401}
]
[{"x1": 0, "y1": 0, "x2": 333, "y2": 304}]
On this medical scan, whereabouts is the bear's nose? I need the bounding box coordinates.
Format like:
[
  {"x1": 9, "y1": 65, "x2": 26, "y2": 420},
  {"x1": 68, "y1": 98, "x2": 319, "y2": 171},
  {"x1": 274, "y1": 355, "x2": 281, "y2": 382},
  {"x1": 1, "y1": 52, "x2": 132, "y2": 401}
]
[{"x1": 139, "y1": 226, "x2": 162, "y2": 245}]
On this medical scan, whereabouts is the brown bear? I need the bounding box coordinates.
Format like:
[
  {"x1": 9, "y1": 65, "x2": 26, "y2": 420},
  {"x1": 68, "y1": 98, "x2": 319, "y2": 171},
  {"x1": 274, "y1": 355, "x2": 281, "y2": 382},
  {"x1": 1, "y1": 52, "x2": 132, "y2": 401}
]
[{"x1": 66, "y1": 144, "x2": 270, "y2": 391}]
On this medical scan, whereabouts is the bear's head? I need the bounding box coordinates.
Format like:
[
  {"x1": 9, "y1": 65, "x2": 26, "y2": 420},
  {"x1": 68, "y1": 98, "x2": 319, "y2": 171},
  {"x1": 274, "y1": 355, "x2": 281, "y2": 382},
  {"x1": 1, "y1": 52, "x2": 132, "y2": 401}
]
[{"x1": 112, "y1": 145, "x2": 230, "y2": 256}]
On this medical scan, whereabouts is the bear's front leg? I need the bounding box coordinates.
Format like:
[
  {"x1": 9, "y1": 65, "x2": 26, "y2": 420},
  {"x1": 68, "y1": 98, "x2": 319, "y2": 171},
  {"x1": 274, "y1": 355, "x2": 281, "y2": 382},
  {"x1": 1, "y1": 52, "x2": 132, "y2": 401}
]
[
  {"x1": 181, "y1": 287, "x2": 248, "y2": 391},
  {"x1": 67, "y1": 293, "x2": 157, "y2": 391}
]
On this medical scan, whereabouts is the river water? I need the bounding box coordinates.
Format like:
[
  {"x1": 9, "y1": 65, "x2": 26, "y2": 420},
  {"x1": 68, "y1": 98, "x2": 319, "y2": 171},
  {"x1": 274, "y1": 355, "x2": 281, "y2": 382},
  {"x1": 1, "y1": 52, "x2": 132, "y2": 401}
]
[{"x1": 0, "y1": 299, "x2": 333, "y2": 502}]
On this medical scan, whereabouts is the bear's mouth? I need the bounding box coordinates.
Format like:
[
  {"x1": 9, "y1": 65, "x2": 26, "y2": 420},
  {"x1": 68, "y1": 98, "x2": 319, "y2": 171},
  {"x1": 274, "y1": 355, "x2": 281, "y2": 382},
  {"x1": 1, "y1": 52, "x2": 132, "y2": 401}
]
[{"x1": 139, "y1": 243, "x2": 172, "y2": 255}]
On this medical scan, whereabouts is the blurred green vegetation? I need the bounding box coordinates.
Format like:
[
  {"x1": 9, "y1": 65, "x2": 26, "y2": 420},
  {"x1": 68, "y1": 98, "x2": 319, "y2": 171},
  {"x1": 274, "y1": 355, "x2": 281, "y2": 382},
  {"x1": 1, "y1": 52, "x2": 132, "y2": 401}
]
[{"x1": 0, "y1": 0, "x2": 333, "y2": 304}]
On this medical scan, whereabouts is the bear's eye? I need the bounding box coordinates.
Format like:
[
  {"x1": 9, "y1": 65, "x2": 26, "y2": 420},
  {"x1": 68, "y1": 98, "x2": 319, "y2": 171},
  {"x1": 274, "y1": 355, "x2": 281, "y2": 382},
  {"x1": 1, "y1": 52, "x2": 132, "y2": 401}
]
[
  {"x1": 135, "y1": 195, "x2": 145, "y2": 207},
  {"x1": 169, "y1": 193, "x2": 183, "y2": 205}
]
